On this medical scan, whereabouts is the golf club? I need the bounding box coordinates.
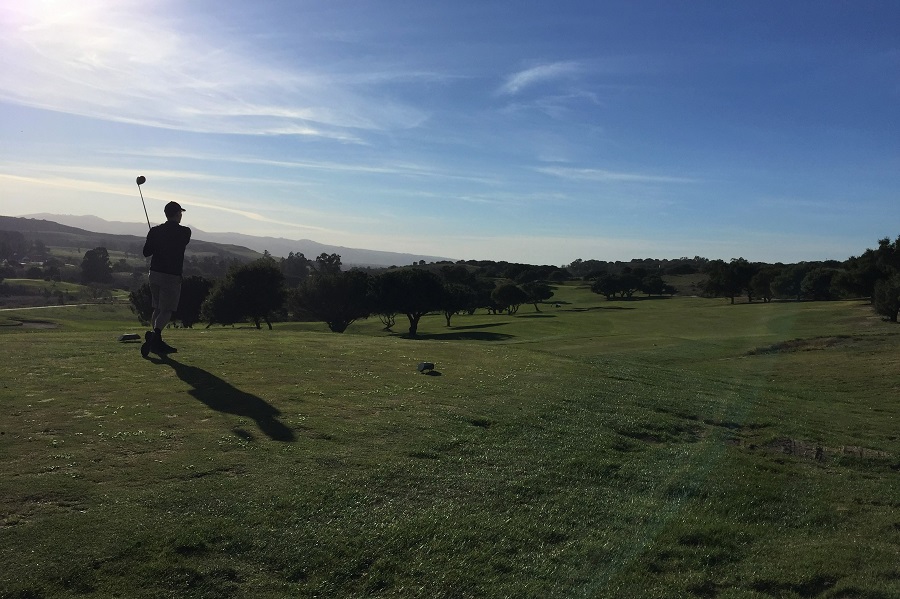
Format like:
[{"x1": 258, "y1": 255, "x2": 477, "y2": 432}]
[{"x1": 136, "y1": 175, "x2": 150, "y2": 229}]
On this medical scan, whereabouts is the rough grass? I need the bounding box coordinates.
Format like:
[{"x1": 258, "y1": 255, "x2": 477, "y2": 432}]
[{"x1": 1, "y1": 288, "x2": 898, "y2": 598}]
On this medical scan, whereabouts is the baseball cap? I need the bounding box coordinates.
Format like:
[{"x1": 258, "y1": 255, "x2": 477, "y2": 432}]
[{"x1": 164, "y1": 201, "x2": 186, "y2": 217}]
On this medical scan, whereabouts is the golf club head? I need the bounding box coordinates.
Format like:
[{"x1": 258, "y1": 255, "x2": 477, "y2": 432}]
[{"x1": 136, "y1": 175, "x2": 146, "y2": 185}]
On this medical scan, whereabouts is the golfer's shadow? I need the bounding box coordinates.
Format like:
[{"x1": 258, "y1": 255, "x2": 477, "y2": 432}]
[{"x1": 158, "y1": 355, "x2": 296, "y2": 442}]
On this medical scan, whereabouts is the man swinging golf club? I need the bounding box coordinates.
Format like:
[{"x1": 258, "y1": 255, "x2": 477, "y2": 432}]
[{"x1": 141, "y1": 199, "x2": 191, "y2": 357}]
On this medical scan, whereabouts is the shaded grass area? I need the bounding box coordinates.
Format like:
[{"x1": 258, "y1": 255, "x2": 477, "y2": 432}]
[{"x1": 1, "y1": 294, "x2": 899, "y2": 597}]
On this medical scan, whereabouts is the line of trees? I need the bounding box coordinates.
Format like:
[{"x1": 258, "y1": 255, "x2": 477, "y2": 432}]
[
  {"x1": 589, "y1": 268, "x2": 677, "y2": 299},
  {"x1": 696, "y1": 238, "x2": 900, "y2": 322},
  {"x1": 573, "y1": 238, "x2": 899, "y2": 323},
  {"x1": 7, "y1": 231, "x2": 900, "y2": 325},
  {"x1": 127, "y1": 253, "x2": 558, "y2": 335},
  {"x1": 859, "y1": 237, "x2": 900, "y2": 322}
]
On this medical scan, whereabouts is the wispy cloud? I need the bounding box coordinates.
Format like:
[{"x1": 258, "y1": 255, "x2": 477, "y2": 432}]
[
  {"x1": 499, "y1": 61, "x2": 582, "y2": 95},
  {"x1": 108, "y1": 148, "x2": 502, "y2": 185},
  {"x1": 0, "y1": 1, "x2": 426, "y2": 139},
  {"x1": 0, "y1": 170, "x2": 334, "y2": 233},
  {"x1": 535, "y1": 166, "x2": 697, "y2": 184},
  {"x1": 754, "y1": 196, "x2": 835, "y2": 211}
]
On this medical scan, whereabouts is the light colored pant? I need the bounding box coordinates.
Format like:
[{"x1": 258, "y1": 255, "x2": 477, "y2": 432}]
[{"x1": 149, "y1": 270, "x2": 182, "y2": 313}]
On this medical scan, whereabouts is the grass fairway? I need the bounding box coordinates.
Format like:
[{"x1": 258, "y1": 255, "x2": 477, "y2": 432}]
[{"x1": 1, "y1": 286, "x2": 898, "y2": 598}]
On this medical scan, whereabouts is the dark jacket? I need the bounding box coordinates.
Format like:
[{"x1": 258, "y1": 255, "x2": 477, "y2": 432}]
[{"x1": 143, "y1": 221, "x2": 191, "y2": 276}]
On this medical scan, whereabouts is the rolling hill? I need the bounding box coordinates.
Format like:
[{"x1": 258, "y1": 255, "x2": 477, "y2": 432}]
[
  {"x1": 1, "y1": 215, "x2": 261, "y2": 262},
  {"x1": 17, "y1": 213, "x2": 455, "y2": 267}
]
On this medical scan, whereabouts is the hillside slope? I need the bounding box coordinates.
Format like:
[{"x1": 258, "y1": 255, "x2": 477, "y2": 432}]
[
  {"x1": 1, "y1": 216, "x2": 261, "y2": 262},
  {"x1": 18, "y1": 213, "x2": 455, "y2": 267}
]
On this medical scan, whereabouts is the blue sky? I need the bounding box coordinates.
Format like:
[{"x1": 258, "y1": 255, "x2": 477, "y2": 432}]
[{"x1": 1, "y1": 1, "x2": 897, "y2": 265}]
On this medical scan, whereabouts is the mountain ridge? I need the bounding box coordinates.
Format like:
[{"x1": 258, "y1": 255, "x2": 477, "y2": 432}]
[
  {"x1": 1, "y1": 215, "x2": 261, "y2": 263},
  {"x1": 15, "y1": 213, "x2": 455, "y2": 267}
]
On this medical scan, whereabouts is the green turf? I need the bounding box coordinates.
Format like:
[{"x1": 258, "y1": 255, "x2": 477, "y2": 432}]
[
  {"x1": 1, "y1": 279, "x2": 88, "y2": 294},
  {"x1": 1, "y1": 288, "x2": 898, "y2": 598}
]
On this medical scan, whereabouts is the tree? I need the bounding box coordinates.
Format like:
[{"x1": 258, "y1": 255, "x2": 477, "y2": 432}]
[
  {"x1": 838, "y1": 251, "x2": 881, "y2": 298},
  {"x1": 471, "y1": 277, "x2": 497, "y2": 314},
  {"x1": 202, "y1": 284, "x2": 243, "y2": 327},
  {"x1": 771, "y1": 263, "x2": 811, "y2": 301},
  {"x1": 176, "y1": 275, "x2": 214, "y2": 328},
  {"x1": 290, "y1": 270, "x2": 372, "y2": 333},
  {"x1": 203, "y1": 258, "x2": 285, "y2": 329},
  {"x1": 874, "y1": 236, "x2": 900, "y2": 274},
  {"x1": 589, "y1": 272, "x2": 641, "y2": 300},
  {"x1": 0, "y1": 230, "x2": 28, "y2": 262},
  {"x1": 80, "y1": 247, "x2": 113, "y2": 284},
  {"x1": 439, "y1": 265, "x2": 495, "y2": 314},
  {"x1": 491, "y1": 282, "x2": 528, "y2": 315},
  {"x1": 591, "y1": 275, "x2": 620, "y2": 300},
  {"x1": 377, "y1": 312, "x2": 397, "y2": 331},
  {"x1": 565, "y1": 258, "x2": 608, "y2": 279},
  {"x1": 514, "y1": 265, "x2": 565, "y2": 285},
  {"x1": 618, "y1": 270, "x2": 642, "y2": 299},
  {"x1": 313, "y1": 253, "x2": 342, "y2": 276},
  {"x1": 640, "y1": 274, "x2": 666, "y2": 296},
  {"x1": 235, "y1": 258, "x2": 285, "y2": 329},
  {"x1": 749, "y1": 267, "x2": 778, "y2": 303},
  {"x1": 372, "y1": 268, "x2": 444, "y2": 336},
  {"x1": 281, "y1": 251, "x2": 313, "y2": 286},
  {"x1": 800, "y1": 268, "x2": 838, "y2": 301},
  {"x1": 861, "y1": 236, "x2": 900, "y2": 320},
  {"x1": 440, "y1": 264, "x2": 475, "y2": 285},
  {"x1": 639, "y1": 271, "x2": 677, "y2": 297},
  {"x1": 872, "y1": 274, "x2": 900, "y2": 322},
  {"x1": 705, "y1": 258, "x2": 755, "y2": 304},
  {"x1": 129, "y1": 283, "x2": 153, "y2": 326},
  {"x1": 522, "y1": 281, "x2": 554, "y2": 311},
  {"x1": 441, "y1": 283, "x2": 477, "y2": 326},
  {"x1": 186, "y1": 255, "x2": 232, "y2": 280}
]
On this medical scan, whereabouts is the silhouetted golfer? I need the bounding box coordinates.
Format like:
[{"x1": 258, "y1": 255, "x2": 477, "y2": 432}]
[{"x1": 142, "y1": 201, "x2": 191, "y2": 356}]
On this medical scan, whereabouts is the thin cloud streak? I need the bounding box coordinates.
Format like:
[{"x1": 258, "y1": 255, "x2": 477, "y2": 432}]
[
  {"x1": 110, "y1": 149, "x2": 502, "y2": 185},
  {"x1": 0, "y1": 162, "x2": 303, "y2": 192},
  {"x1": 499, "y1": 61, "x2": 582, "y2": 95},
  {"x1": 536, "y1": 166, "x2": 698, "y2": 184},
  {"x1": 0, "y1": 1, "x2": 426, "y2": 139},
  {"x1": 0, "y1": 171, "x2": 333, "y2": 233}
]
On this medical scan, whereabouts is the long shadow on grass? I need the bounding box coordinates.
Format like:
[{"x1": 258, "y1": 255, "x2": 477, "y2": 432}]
[
  {"x1": 451, "y1": 322, "x2": 508, "y2": 330},
  {"x1": 400, "y1": 331, "x2": 514, "y2": 341},
  {"x1": 157, "y1": 355, "x2": 296, "y2": 442},
  {"x1": 565, "y1": 305, "x2": 636, "y2": 311}
]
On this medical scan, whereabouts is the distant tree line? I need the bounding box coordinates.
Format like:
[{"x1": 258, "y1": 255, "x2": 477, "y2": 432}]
[
  {"x1": 695, "y1": 239, "x2": 900, "y2": 322},
  {"x1": 566, "y1": 256, "x2": 708, "y2": 279},
  {"x1": 575, "y1": 238, "x2": 900, "y2": 322},
  {"x1": 125, "y1": 252, "x2": 563, "y2": 335},
  {"x1": 588, "y1": 268, "x2": 677, "y2": 300},
  {"x1": 5, "y1": 228, "x2": 899, "y2": 324}
]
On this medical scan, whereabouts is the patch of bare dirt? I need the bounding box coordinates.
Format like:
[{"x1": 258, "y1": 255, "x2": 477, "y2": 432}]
[{"x1": 749, "y1": 436, "x2": 892, "y2": 463}]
